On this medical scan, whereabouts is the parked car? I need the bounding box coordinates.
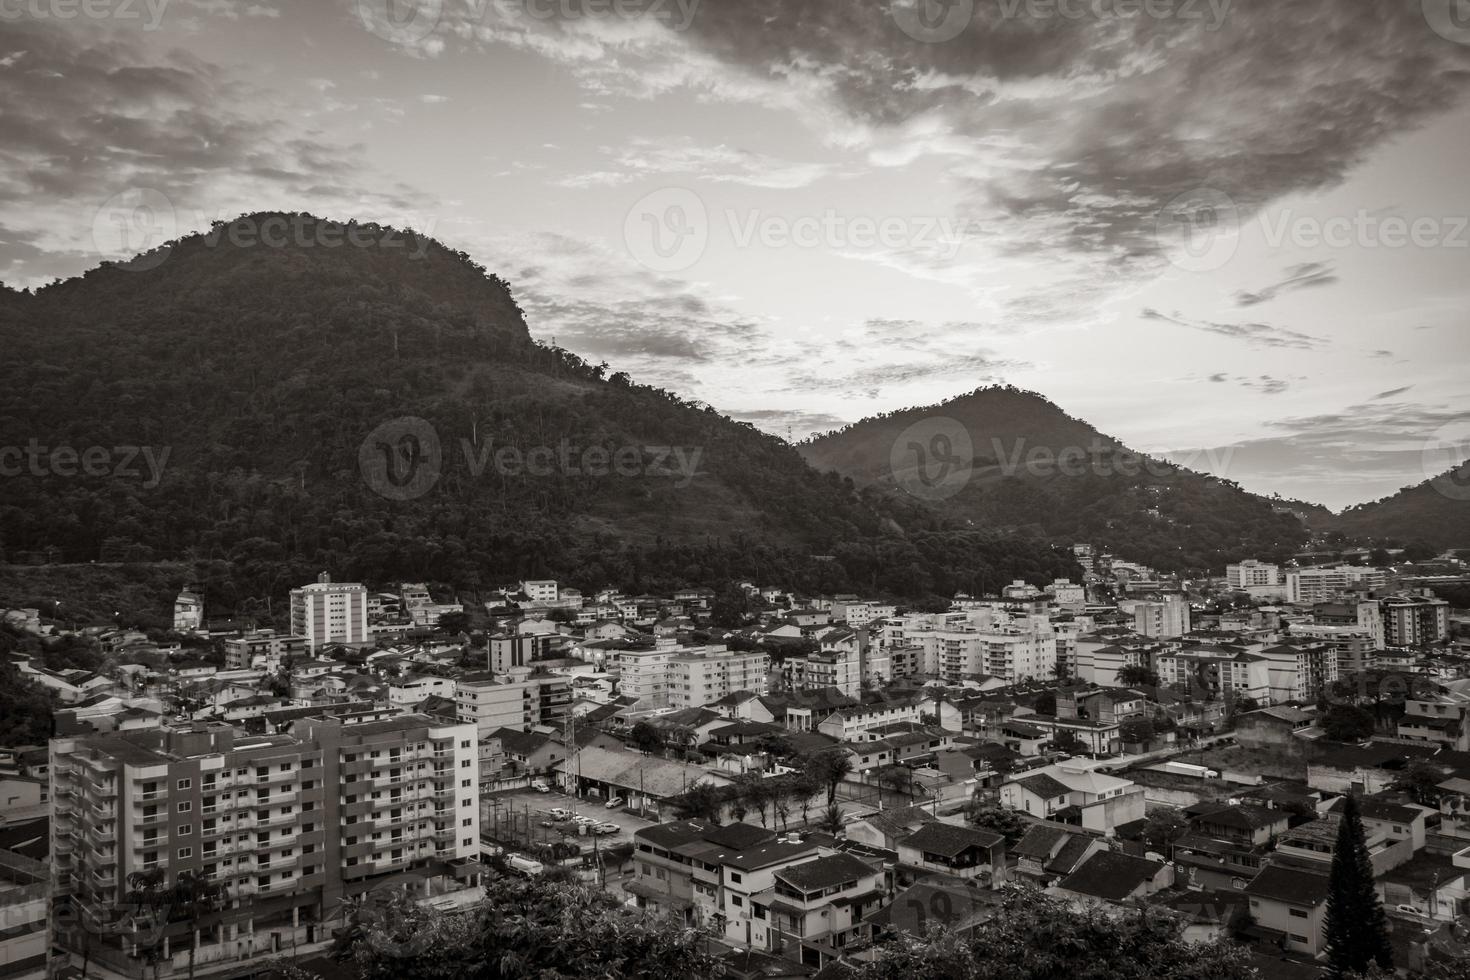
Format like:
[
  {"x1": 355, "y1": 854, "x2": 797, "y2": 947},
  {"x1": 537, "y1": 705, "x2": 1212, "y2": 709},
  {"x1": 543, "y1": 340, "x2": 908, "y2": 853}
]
[
  {"x1": 1395, "y1": 905, "x2": 1429, "y2": 918},
  {"x1": 574, "y1": 814, "x2": 597, "y2": 825},
  {"x1": 531, "y1": 781, "x2": 551, "y2": 793},
  {"x1": 605, "y1": 796, "x2": 624, "y2": 809},
  {"x1": 595, "y1": 822, "x2": 619, "y2": 835},
  {"x1": 549, "y1": 808, "x2": 572, "y2": 821}
]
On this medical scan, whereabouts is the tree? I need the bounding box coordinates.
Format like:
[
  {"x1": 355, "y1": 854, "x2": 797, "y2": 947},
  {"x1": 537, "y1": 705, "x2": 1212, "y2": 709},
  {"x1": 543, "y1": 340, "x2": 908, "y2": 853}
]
[
  {"x1": 790, "y1": 772, "x2": 820, "y2": 826},
  {"x1": 629, "y1": 721, "x2": 664, "y2": 756},
  {"x1": 1390, "y1": 758, "x2": 1445, "y2": 808},
  {"x1": 169, "y1": 870, "x2": 226, "y2": 980},
  {"x1": 1118, "y1": 664, "x2": 1160, "y2": 688},
  {"x1": 1032, "y1": 691, "x2": 1057, "y2": 716},
  {"x1": 850, "y1": 887, "x2": 1253, "y2": 980},
  {"x1": 965, "y1": 801, "x2": 1029, "y2": 846},
  {"x1": 1051, "y1": 729, "x2": 1085, "y2": 756},
  {"x1": 330, "y1": 872, "x2": 717, "y2": 980},
  {"x1": 670, "y1": 783, "x2": 723, "y2": 824},
  {"x1": 1320, "y1": 703, "x2": 1376, "y2": 742},
  {"x1": 1119, "y1": 718, "x2": 1156, "y2": 746},
  {"x1": 804, "y1": 748, "x2": 853, "y2": 805},
  {"x1": 817, "y1": 803, "x2": 845, "y2": 836},
  {"x1": 754, "y1": 732, "x2": 794, "y2": 760},
  {"x1": 1325, "y1": 794, "x2": 1394, "y2": 978},
  {"x1": 1141, "y1": 808, "x2": 1190, "y2": 853},
  {"x1": 875, "y1": 764, "x2": 917, "y2": 809}
]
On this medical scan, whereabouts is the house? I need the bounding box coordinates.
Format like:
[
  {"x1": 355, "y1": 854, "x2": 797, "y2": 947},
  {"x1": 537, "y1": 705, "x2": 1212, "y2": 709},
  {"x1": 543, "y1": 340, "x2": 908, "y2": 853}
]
[
  {"x1": 1012, "y1": 825, "x2": 1108, "y2": 887},
  {"x1": 1243, "y1": 864, "x2": 1332, "y2": 957},
  {"x1": 494, "y1": 728, "x2": 568, "y2": 776},
  {"x1": 1053, "y1": 850, "x2": 1173, "y2": 907},
  {"x1": 999, "y1": 762, "x2": 1146, "y2": 836},
  {"x1": 755, "y1": 852, "x2": 886, "y2": 967},
  {"x1": 895, "y1": 822, "x2": 1007, "y2": 884},
  {"x1": 864, "y1": 875, "x2": 999, "y2": 939},
  {"x1": 840, "y1": 805, "x2": 938, "y2": 851},
  {"x1": 1236, "y1": 706, "x2": 1316, "y2": 749}
]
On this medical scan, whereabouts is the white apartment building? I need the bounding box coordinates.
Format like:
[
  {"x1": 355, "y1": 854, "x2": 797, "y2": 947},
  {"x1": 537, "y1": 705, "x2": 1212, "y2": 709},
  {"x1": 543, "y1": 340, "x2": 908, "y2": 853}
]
[
  {"x1": 1131, "y1": 596, "x2": 1191, "y2": 639},
  {"x1": 1049, "y1": 579, "x2": 1087, "y2": 606},
  {"x1": 610, "y1": 645, "x2": 678, "y2": 710},
  {"x1": 1286, "y1": 565, "x2": 1391, "y2": 604},
  {"x1": 173, "y1": 590, "x2": 204, "y2": 632},
  {"x1": 667, "y1": 649, "x2": 770, "y2": 709},
  {"x1": 1359, "y1": 594, "x2": 1451, "y2": 648},
  {"x1": 1154, "y1": 648, "x2": 1271, "y2": 703},
  {"x1": 519, "y1": 580, "x2": 559, "y2": 604},
  {"x1": 889, "y1": 610, "x2": 1057, "y2": 683},
  {"x1": 1259, "y1": 642, "x2": 1338, "y2": 704},
  {"x1": 289, "y1": 575, "x2": 369, "y2": 650},
  {"x1": 455, "y1": 670, "x2": 571, "y2": 735},
  {"x1": 1227, "y1": 560, "x2": 1287, "y2": 600}
]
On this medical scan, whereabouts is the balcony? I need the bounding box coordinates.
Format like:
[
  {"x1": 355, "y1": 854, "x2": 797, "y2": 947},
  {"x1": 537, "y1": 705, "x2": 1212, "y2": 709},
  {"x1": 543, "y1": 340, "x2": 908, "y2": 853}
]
[
  {"x1": 137, "y1": 812, "x2": 168, "y2": 828},
  {"x1": 135, "y1": 789, "x2": 168, "y2": 803}
]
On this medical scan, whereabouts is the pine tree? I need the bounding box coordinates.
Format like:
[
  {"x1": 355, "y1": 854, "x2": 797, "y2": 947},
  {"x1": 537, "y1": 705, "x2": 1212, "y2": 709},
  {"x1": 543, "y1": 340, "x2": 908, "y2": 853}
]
[{"x1": 1325, "y1": 793, "x2": 1394, "y2": 978}]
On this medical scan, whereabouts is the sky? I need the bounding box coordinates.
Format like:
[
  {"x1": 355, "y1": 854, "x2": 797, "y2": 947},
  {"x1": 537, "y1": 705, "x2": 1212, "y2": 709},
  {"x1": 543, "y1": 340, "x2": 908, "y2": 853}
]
[{"x1": 2, "y1": 0, "x2": 1470, "y2": 511}]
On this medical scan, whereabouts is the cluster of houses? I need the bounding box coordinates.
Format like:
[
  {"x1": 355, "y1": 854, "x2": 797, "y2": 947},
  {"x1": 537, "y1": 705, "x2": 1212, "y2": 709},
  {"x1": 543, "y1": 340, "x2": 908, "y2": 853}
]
[{"x1": 3, "y1": 554, "x2": 1469, "y2": 980}]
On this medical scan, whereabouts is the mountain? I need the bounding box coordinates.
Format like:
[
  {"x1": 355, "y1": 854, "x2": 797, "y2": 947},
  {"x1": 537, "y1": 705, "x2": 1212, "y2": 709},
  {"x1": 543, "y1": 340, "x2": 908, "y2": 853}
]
[
  {"x1": 799, "y1": 387, "x2": 1311, "y2": 574},
  {"x1": 1331, "y1": 460, "x2": 1470, "y2": 551},
  {"x1": 0, "y1": 213, "x2": 1078, "y2": 619}
]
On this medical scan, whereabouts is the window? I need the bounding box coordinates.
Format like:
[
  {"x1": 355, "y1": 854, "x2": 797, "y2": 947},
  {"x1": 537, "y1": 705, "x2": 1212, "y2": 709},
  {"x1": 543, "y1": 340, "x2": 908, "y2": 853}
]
[
  {"x1": 176, "y1": 778, "x2": 191, "y2": 790},
  {"x1": 177, "y1": 801, "x2": 192, "y2": 813},
  {"x1": 179, "y1": 824, "x2": 193, "y2": 837},
  {"x1": 1289, "y1": 909, "x2": 1308, "y2": 919},
  {"x1": 177, "y1": 847, "x2": 192, "y2": 859},
  {"x1": 730, "y1": 872, "x2": 742, "y2": 884}
]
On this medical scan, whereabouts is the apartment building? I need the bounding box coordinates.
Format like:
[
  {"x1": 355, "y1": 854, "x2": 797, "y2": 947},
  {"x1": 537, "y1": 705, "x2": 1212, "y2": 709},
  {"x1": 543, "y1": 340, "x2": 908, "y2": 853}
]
[
  {"x1": 455, "y1": 670, "x2": 572, "y2": 736},
  {"x1": 667, "y1": 649, "x2": 770, "y2": 710},
  {"x1": 488, "y1": 632, "x2": 558, "y2": 674},
  {"x1": 173, "y1": 590, "x2": 205, "y2": 632},
  {"x1": 50, "y1": 715, "x2": 480, "y2": 979},
  {"x1": 1359, "y1": 594, "x2": 1451, "y2": 648},
  {"x1": 1131, "y1": 596, "x2": 1191, "y2": 639},
  {"x1": 1154, "y1": 647, "x2": 1271, "y2": 703},
  {"x1": 611, "y1": 646, "x2": 677, "y2": 710},
  {"x1": 1227, "y1": 560, "x2": 1282, "y2": 592},
  {"x1": 519, "y1": 580, "x2": 559, "y2": 604},
  {"x1": 289, "y1": 575, "x2": 369, "y2": 650},
  {"x1": 224, "y1": 630, "x2": 308, "y2": 670},
  {"x1": 1073, "y1": 634, "x2": 1154, "y2": 687},
  {"x1": 1396, "y1": 680, "x2": 1470, "y2": 751},
  {"x1": 1285, "y1": 565, "x2": 1390, "y2": 604},
  {"x1": 1259, "y1": 641, "x2": 1338, "y2": 704},
  {"x1": 900, "y1": 610, "x2": 1057, "y2": 683}
]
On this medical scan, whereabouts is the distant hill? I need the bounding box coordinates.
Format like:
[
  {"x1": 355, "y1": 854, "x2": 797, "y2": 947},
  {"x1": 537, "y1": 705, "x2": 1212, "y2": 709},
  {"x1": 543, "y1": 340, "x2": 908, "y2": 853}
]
[
  {"x1": 799, "y1": 386, "x2": 1311, "y2": 574},
  {"x1": 1331, "y1": 460, "x2": 1470, "y2": 550},
  {"x1": 0, "y1": 213, "x2": 1078, "y2": 617}
]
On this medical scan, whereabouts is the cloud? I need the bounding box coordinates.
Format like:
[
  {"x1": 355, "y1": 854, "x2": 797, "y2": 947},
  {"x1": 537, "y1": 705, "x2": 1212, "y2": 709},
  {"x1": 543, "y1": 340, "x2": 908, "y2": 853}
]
[
  {"x1": 0, "y1": 20, "x2": 429, "y2": 287},
  {"x1": 1140, "y1": 309, "x2": 1327, "y2": 351},
  {"x1": 1234, "y1": 261, "x2": 1339, "y2": 306},
  {"x1": 724, "y1": 407, "x2": 851, "y2": 441},
  {"x1": 556, "y1": 137, "x2": 840, "y2": 189},
  {"x1": 1370, "y1": 385, "x2": 1414, "y2": 401}
]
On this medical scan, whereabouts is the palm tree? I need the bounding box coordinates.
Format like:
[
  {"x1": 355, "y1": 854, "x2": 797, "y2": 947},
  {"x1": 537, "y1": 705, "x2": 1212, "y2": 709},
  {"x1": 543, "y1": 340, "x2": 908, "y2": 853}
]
[
  {"x1": 169, "y1": 870, "x2": 226, "y2": 980},
  {"x1": 124, "y1": 868, "x2": 167, "y2": 980},
  {"x1": 817, "y1": 804, "x2": 845, "y2": 836}
]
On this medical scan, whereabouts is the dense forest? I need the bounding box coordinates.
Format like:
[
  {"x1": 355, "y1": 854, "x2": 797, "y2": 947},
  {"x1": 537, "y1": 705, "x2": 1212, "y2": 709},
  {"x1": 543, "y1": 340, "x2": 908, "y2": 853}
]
[
  {"x1": 0, "y1": 214, "x2": 1079, "y2": 619},
  {"x1": 801, "y1": 385, "x2": 1314, "y2": 573}
]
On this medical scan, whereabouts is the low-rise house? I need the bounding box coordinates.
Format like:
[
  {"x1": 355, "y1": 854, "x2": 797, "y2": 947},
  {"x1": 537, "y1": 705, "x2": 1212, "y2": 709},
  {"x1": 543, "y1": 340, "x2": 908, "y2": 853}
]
[
  {"x1": 998, "y1": 762, "x2": 1145, "y2": 836},
  {"x1": 1052, "y1": 850, "x2": 1173, "y2": 907},
  {"x1": 1235, "y1": 706, "x2": 1316, "y2": 749},
  {"x1": 1012, "y1": 825, "x2": 1107, "y2": 887},
  {"x1": 895, "y1": 822, "x2": 1007, "y2": 885},
  {"x1": 840, "y1": 805, "x2": 937, "y2": 851},
  {"x1": 756, "y1": 852, "x2": 886, "y2": 967},
  {"x1": 1243, "y1": 863, "x2": 1332, "y2": 957}
]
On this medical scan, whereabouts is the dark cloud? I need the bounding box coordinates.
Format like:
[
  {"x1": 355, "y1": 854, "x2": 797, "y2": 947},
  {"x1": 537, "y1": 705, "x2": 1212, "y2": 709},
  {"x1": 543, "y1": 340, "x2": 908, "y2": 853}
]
[
  {"x1": 1371, "y1": 385, "x2": 1414, "y2": 400},
  {"x1": 1234, "y1": 262, "x2": 1339, "y2": 306},
  {"x1": 1141, "y1": 308, "x2": 1326, "y2": 350}
]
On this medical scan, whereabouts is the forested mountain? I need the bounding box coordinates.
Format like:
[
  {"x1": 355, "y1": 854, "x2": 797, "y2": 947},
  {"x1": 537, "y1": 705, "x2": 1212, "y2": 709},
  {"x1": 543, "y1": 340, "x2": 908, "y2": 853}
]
[
  {"x1": 800, "y1": 387, "x2": 1311, "y2": 574},
  {"x1": 1332, "y1": 461, "x2": 1470, "y2": 550},
  {"x1": 0, "y1": 214, "x2": 1078, "y2": 616}
]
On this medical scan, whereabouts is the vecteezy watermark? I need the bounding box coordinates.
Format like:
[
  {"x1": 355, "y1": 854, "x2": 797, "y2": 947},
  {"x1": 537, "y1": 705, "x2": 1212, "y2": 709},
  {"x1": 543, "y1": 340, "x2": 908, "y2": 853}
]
[
  {"x1": 1423, "y1": 0, "x2": 1470, "y2": 45},
  {"x1": 356, "y1": 0, "x2": 702, "y2": 47},
  {"x1": 93, "y1": 188, "x2": 178, "y2": 271},
  {"x1": 892, "y1": 0, "x2": 975, "y2": 42},
  {"x1": 359, "y1": 416, "x2": 705, "y2": 501},
  {"x1": 890, "y1": 417, "x2": 974, "y2": 502},
  {"x1": 1155, "y1": 188, "x2": 1240, "y2": 272},
  {"x1": 0, "y1": 0, "x2": 170, "y2": 28},
  {"x1": 0, "y1": 441, "x2": 171, "y2": 489},
  {"x1": 624, "y1": 188, "x2": 975, "y2": 273},
  {"x1": 91, "y1": 194, "x2": 440, "y2": 272},
  {"x1": 889, "y1": 418, "x2": 1239, "y2": 501},
  {"x1": 1421, "y1": 420, "x2": 1470, "y2": 502},
  {"x1": 1156, "y1": 187, "x2": 1469, "y2": 272}
]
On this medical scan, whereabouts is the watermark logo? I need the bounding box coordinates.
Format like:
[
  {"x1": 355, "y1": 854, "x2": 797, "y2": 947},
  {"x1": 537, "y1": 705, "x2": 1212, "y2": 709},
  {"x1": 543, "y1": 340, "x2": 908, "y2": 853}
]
[
  {"x1": 360, "y1": 417, "x2": 443, "y2": 502},
  {"x1": 357, "y1": 0, "x2": 443, "y2": 45},
  {"x1": 624, "y1": 187, "x2": 709, "y2": 273},
  {"x1": 93, "y1": 188, "x2": 176, "y2": 271},
  {"x1": 892, "y1": 0, "x2": 974, "y2": 42},
  {"x1": 359, "y1": 417, "x2": 706, "y2": 500},
  {"x1": 0, "y1": 440, "x2": 170, "y2": 488},
  {"x1": 1423, "y1": 0, "x2": 1470, "y2": 45},
  {"x1": 890, "y1": 417, "x2": 973, "y2": 501},
  {"x1": 888, "y1": 876, "x2": 990, "y2": 934},
  {"x1": 1421, "y1": 420, "x2": 1470, "y2": 501},
  {"x1": 0, "y1": 0, "x2": 171, "y2": 28},
  {"x1": 1155, "y1": 188, "x2": 1239, "y2": 272}
]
